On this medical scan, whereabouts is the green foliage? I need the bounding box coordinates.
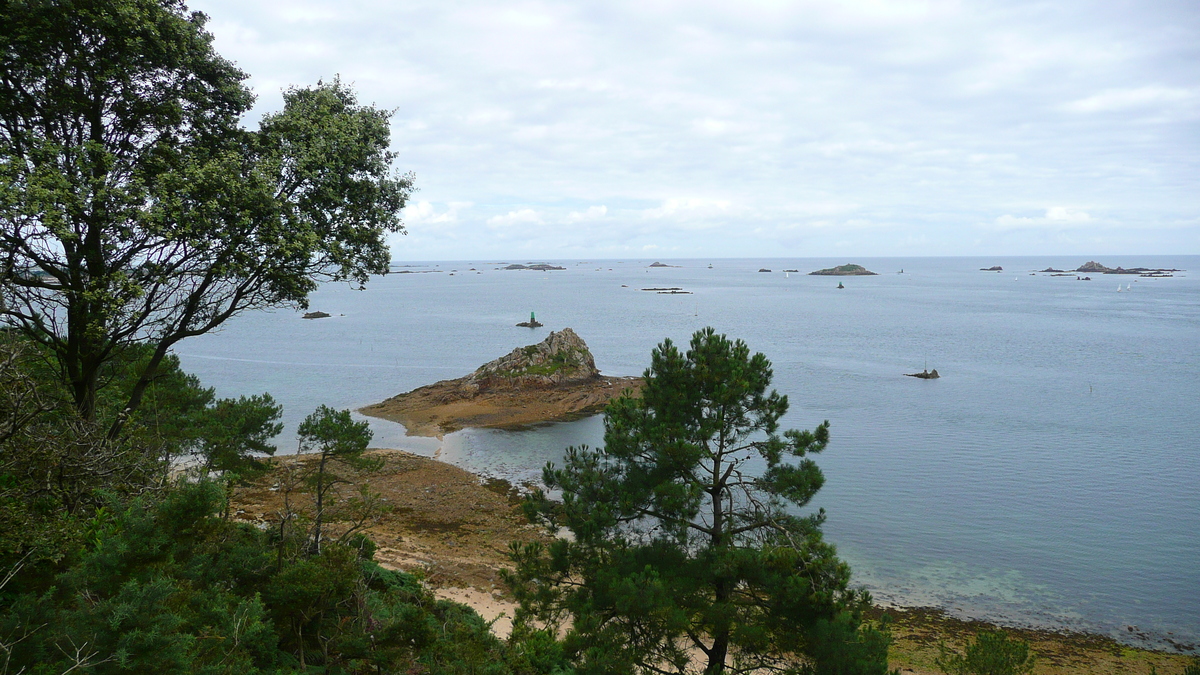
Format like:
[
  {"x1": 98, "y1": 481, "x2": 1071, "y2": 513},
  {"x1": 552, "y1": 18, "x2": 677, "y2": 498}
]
[
  {"x1": 935, "y1": 630, "x2": 1036, "y2": 675},
  {"x1": 0, "y1": 336, "x2": 280, "y2": 577},
  {"x1": 1183, "y1": 657, "x2": 1200, "y2": 675},
  {"x1": 0, "y1": 479, "x2": 562, "y2": 674},
  {"x1": 195, "y1": 393, "x2": 283, "y2": 477},
  {"x1": 508, "y1": 328, "x2": 891, "y2": 674},
  {"x1": 0, "y1": 0, "x2": 412, "y2": 430},
  {"x1": 295, "y1": 405, "x2": 381, "y2": 554}
]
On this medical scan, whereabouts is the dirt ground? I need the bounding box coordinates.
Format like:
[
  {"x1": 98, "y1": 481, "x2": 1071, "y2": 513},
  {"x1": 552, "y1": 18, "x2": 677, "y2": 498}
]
[
  {"x1": 231, "y1": 449, "x2": 551, "y2": 593},
  {"x1": 231, "y1": 449, "x2": 1196, "y2": 675},
  {"x1": 359, "y1": 376, "x2": 643, "y2": 437},
  {"x1": 872, "y1": 605, "x2": 1194, "y2": 675}
]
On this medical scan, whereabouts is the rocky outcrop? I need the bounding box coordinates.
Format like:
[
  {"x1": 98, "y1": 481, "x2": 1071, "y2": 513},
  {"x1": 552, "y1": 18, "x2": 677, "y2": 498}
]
[
  {"x1": 905, "y1": 369, "x2": 940, "y2": 379},
  {"x1": 504, "y1": 263, "x2": 565, "y2": 271},
  {"x1": 1076, "y1": 261, "x2": 1112, "y2": 273},
  {"x1": 302, "y1": 311, "x2": 331, "y2": 319},
  {"x1": 465, "y1": 328, "x2": 597, "y2": 391},
  {"x1": 810, "y1": 264, "x2": 878, "y2": 276},
  {"x1": 981, "y1": 266, "x2": 1003, "y2": 271},
  {"x1": 361, "y1": 329, "x2": 643, "y2": 437}
]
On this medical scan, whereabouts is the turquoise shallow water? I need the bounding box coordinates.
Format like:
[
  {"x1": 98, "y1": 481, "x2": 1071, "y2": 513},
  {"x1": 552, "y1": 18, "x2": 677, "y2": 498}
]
[{"x1": 177, "y1": 256, "x2": 1200, "y2": 651}]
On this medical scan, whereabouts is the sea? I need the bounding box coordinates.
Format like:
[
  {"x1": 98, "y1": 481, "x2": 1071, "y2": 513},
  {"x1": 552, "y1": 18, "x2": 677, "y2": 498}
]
[{"x1": 175, "y1": 256, "x2": 1200, "y2": 652}]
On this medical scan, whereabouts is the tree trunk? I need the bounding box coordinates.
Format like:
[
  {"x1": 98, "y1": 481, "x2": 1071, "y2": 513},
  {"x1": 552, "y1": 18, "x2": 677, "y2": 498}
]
[{"x1": 311, "y1": 452, "x2": 329, "y2": 555}]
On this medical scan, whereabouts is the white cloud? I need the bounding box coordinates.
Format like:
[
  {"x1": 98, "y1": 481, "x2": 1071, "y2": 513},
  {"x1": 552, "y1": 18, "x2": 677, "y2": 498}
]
[
  {"x1": 403, "y1": 201, "x2": 471, "y2": 226},
  {"x1": 992, "y1": 207, "x2": 1095, "y2": 231},
  {"x1": 692, "y1": 118, "x2": 731, "y2": 135},
  {"x1": 642, "y1": 199, "x2": 733, "y2": 220},
  {"x1": 191, "y1": 0, "x2": 1200, "y2": 258},
  {"x1": 1044, "y1": 206, "x2": 1091, "y2": 222},
  {"x1": 486, "y1": 209, "x2": 543, "y2": 228},
  {"x1": 566, "y1": 206, "x2": 607, "y2": 222},
  {"x1": 1064, "y1": 86, "x2": 1197, "y2": 113}
]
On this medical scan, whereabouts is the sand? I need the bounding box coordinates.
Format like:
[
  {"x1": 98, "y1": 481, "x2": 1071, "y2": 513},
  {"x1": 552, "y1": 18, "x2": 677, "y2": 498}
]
[{"x1": 360, "y1": 376, "x2": 643, "y2": 437}]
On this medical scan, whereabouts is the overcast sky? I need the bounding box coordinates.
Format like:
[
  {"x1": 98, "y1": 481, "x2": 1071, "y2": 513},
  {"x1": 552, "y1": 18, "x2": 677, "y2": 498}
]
[{"x1": 191, "y1": 0, "x2": 1198, "y2": 260}]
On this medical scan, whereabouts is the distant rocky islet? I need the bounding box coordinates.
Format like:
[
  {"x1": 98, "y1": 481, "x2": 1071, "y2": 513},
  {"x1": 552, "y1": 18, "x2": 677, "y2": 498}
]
[
  {"x1": 809, "y1": 263, "x2": 878, "y2": 276},
  {"x1": 977, "y1": 261, "x2": 1183, "y2": 277}
]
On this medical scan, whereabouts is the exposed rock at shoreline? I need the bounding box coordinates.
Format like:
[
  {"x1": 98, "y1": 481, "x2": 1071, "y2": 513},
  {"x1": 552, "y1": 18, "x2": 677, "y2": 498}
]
[
  {"x1": 981, "y1": 266, "x2": 1003, "y2": 271},
  {"x1": 302, "y1": 311, "x2": 331, "y2": 319},
  {"x1": 361, "y1": 328, "x2": 643, "y2": 436},
  {"x1": 1076, "y1": 261, "x2": 1183, "y2": 275},
  {"x1": 810, "y1": 263, "x2": 878, "y2": 276},
  {"x1": 504, "y1": 263, "x2": 565, "y2": 271},
  {"x1": 905, "y1": 369, "x2": 940, "y2": 379}
]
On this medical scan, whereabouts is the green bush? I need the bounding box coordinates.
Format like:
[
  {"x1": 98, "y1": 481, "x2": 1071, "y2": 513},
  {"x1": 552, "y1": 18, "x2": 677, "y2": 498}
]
[{"x1": 936, "y1": 629, "x2": 1035, "y2": 675}]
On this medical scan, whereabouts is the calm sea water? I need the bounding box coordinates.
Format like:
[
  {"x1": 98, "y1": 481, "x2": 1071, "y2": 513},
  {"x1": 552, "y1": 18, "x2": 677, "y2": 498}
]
[{"x1": 177, "y1": 256, "x2": 1200, "y2": 650}]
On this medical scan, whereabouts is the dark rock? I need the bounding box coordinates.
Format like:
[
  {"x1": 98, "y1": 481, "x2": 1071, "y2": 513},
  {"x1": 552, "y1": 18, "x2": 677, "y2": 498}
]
[
  {"x1": 504, "y1": 263, "x2": 565, "y2": 271},
  {"x1": 905, "y1": 369, "x2": 940, "y2": 379},
  {"x1": 649, "y1": 261, "x2": 679, "y2": 268},
  {"x1": 1076, "y1": 261, "x2": 1112, "y2": 272},
  {"x1": 981, "y1": 266, "x2": 1003, "y2": 271},
  {"x1": 466, "y1": 328, "x2": 599, "y2": 391},
  {"x1": 302, "y1": 311, "x2": 331, "y2": 319},
  {"x1": 1039, "y1": 267, "x2": 1065, "y2": 273},
  {"x1": 810, "y1": 264, "x2": 878, "y2": 276},
  {"x1": 758, "y1": 268, "x2": 772, "y2": 273},
  {"x1": 515, "y1": 320, "x2": 543, "y2": 328}
]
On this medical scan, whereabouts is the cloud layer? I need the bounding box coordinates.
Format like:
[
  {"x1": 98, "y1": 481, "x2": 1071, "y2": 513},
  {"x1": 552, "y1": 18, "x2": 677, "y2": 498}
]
[{"x1": 193, "y1": 0, "x2": 1199, "y2": 258}]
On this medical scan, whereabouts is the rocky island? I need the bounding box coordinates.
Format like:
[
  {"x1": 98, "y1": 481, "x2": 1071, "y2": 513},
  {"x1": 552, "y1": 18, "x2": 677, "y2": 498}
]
[
  {"x1": 809, "y1": 263, "x2": 878, "y2": 276},
  {"x1": 503, "y1": 263, "x2": 565, "y2": 271},
  {"x1": 1076, "y1": 261, "x2": 1182, "y2": 275},
  {"x1": 905, "y1": 369, "x2": 940, "y2": 379},
  {"x1": 361, "y1": 328, "x2": 643, "y2": 437}
]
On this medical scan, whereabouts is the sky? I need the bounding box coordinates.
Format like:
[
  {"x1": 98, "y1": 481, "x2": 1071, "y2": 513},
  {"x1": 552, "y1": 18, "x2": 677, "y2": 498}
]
[{"x1": 190, "y1": 0, "x2": 1199, "y2": 260}]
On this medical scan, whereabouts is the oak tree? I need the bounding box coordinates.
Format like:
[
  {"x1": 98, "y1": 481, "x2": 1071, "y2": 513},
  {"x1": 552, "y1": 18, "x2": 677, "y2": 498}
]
[{"x1": 0, "y1": 0, "x2": 413, "y2": 437}]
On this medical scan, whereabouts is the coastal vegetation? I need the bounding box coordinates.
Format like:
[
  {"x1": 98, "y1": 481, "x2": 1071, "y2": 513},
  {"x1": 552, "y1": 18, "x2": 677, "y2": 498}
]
[
  {"x1": 1, "y1": 1, "x2": 1194, "y2": 673},
  {"x1": 0, "y1": 0, "x2": 412, "y2": 435},
  {"x1": 507, "y1": 328, "x2": 893, "y2": 674}
]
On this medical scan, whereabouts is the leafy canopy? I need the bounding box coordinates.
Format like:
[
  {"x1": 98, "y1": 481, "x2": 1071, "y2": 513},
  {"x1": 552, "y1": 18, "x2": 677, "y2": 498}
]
[
  {"x1": 508, "y1": 328, "x2": 893, "y2": 675},
  {"x1": 295, "y1": 405, "x2": 379, "y2": 555},
  {"x1": 0, "y1": 0, "x2": 413, "y2": 433}
]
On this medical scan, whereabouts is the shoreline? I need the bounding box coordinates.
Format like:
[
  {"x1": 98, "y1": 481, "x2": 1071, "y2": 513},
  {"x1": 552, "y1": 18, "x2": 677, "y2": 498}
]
[
  {"x1": 359, "y1": 374, "x2": 643, "y2": 437},
  {"x1": 230, "y1": 449, "x2": 1195, "y2": 673}
]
